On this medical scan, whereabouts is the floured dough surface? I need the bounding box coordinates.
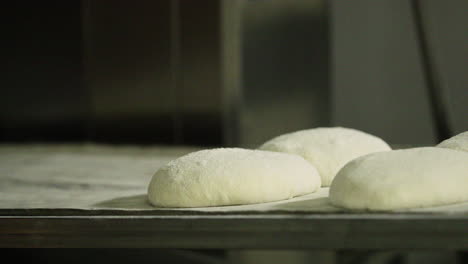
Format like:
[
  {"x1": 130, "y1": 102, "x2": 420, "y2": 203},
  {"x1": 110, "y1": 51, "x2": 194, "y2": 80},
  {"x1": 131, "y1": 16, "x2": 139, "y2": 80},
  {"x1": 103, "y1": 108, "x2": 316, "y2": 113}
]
[
  {"x1": 437, "y1": 131, "x2": 468, "y2": 152},
  {"x1": 147, "y1": 148, "x2": 321, "y2": 207},
  {"x1": 330, "y1": 147, "x2": 468, "y2": 210},
  {"x1": 259, "y1": 127, "x2": 391, "y2": 186}
]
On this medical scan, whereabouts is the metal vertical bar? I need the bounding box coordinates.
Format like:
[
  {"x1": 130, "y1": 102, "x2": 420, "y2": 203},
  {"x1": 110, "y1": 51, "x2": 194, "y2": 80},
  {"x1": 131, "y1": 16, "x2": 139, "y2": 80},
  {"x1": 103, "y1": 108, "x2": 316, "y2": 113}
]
[
  {"x1": 221, "y1": 0, "x2": 243, "y2": 146},
  {"x1": 410, "y1": 0, "x2": 451, "y2": 141},
  {"x1": 81, "y1": 0, "x2": 95, "y2": 142},
  {"x1": 171, "y1": 0, "x2": 183, "y2": 145}
]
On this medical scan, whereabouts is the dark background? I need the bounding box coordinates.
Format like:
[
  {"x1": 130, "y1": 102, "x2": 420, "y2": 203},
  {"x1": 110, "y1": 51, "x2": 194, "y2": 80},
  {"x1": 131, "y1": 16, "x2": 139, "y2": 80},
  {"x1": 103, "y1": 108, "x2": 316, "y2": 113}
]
[
  {"x1": 1, "y1": 0, "x2": 331, "y2": 148},
  {"x1": 3, "y1": 0, "x2": 466, "y2": 148},
  {"x1": 2, "y1": 1, "x2": 224, "y2": 146}
]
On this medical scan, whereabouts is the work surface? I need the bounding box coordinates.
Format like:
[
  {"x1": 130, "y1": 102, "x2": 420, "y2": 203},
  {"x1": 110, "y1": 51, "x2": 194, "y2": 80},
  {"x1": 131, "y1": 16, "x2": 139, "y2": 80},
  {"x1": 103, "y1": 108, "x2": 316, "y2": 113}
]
[{"x1": 1, "y1": 144, "x2": 467, "y2": 249}]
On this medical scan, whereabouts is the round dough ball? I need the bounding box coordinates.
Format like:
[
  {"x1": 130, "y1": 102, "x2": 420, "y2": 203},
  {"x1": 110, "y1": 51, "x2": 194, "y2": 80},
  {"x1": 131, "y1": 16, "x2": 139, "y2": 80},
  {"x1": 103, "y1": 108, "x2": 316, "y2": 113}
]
[
  {"x1": 330, "y1": 147, "x2": 468, "y2": 211},
  {"x1": 437, "y1": 131, "x2": 468, "y2": 152},
  {"x1": 147, "y1": 148, "x2": 321, "y2": 207},
  {"x1": 258, "y1": 127, "x2": 391, "y2": 186}
]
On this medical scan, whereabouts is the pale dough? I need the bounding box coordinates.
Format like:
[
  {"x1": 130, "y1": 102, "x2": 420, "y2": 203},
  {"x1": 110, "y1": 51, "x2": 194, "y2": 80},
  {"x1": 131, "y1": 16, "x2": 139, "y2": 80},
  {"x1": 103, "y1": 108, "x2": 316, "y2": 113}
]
[
  {"x1": 147, "y1": 148, "x2": 321, "y2": 207},
  {"x1": 259, "y1": 127, "x2": 391, "y2": 186},
  {"x1": 329, "y1": 147, "x2": 468, "y2": 210},
  {"x1": 437, "y1": 131, "x2": 468, "y2": 152}
]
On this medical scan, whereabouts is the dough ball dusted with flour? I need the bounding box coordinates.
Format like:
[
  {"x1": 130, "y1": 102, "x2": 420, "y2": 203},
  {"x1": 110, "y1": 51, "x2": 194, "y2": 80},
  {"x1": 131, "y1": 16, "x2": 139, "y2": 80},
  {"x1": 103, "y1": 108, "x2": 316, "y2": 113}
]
[
  {"x1": 437, "y1": 131, "x2": 468, "y2": 152},
  {"x1": 330, "y1": 147, "x2": 468, "y2": 211},
  {"x1": 148, "y1": 148, "x2": 321, "y2": 207},
  {"x1": 259, "y1": 127, "x2": 391, "y2": 186}
]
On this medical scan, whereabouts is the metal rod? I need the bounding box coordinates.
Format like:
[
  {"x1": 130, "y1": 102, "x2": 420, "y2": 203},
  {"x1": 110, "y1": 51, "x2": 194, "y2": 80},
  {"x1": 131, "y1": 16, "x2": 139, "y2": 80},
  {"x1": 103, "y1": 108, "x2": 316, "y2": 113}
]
[
  {"x1": 221, "y1": 0, "x2": 243, "y2": 147},
  {"x1": 171, "y1": 0, "x2": 183, "y2": 144},
  {"x1": 409, "y1": 0, "x2": 451, "y2": 142}
]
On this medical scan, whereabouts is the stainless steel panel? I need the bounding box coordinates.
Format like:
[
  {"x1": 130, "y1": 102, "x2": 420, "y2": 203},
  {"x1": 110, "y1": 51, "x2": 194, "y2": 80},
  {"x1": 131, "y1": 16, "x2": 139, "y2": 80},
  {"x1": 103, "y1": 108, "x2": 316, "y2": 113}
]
[
  {"x1": 84, "y1": 0, "x2": 224, "y2": 145},
  {"x1": 2, "y1": 0, "x2": 330, "y2": 147},
  {"x1": 239, "y1": 0, "x2": 329, "y2": 147},
  {"x1": 422, "y1": 0, "x2": 468, "y2": 135},
  {"x1": 331, "y1": 0, "x2": 467, "y2": 144}
]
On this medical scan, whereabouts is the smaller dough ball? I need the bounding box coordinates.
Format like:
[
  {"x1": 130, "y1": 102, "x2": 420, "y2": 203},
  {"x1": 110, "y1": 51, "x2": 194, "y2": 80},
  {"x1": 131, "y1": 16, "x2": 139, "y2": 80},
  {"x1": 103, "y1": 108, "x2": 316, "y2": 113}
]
[
  {"x1": 148, "y1": 148, "x2": 321, "y2": 207},
  {"x1": 437, "y1": 131, "x2": 468, "y2": 152},
  {"x1": 330, "y1": 147, "x2": 468, "y2": 211},
  {"x1": 259, "y1": 127, "x2": 391, "y2": 186}
]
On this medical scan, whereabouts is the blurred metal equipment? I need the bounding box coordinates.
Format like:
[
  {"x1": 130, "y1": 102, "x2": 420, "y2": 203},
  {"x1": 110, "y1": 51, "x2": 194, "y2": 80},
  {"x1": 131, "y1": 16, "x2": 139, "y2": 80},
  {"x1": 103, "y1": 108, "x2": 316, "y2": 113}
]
[
  {"x1": 85, "y1": 0, "x2": 330, "y2": 147},
  {"x1": 84, "y1": 0, "x2": 224, "y2": 145},
  {"x1": 331, "y1": 0, "x2": 468, "y2": 145},
  {"x1": 1, "y1": 0, "x2": 328, "y2": 146},
  {"x1": 238, "y1": 0, "x2": 329, "y2": 147},
  {"x1": 2, "y1": 0, "x2": 466, "y2": 146},
  {"x1": 2, "y1": 0, "x2": 227, "y2": 146}
]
